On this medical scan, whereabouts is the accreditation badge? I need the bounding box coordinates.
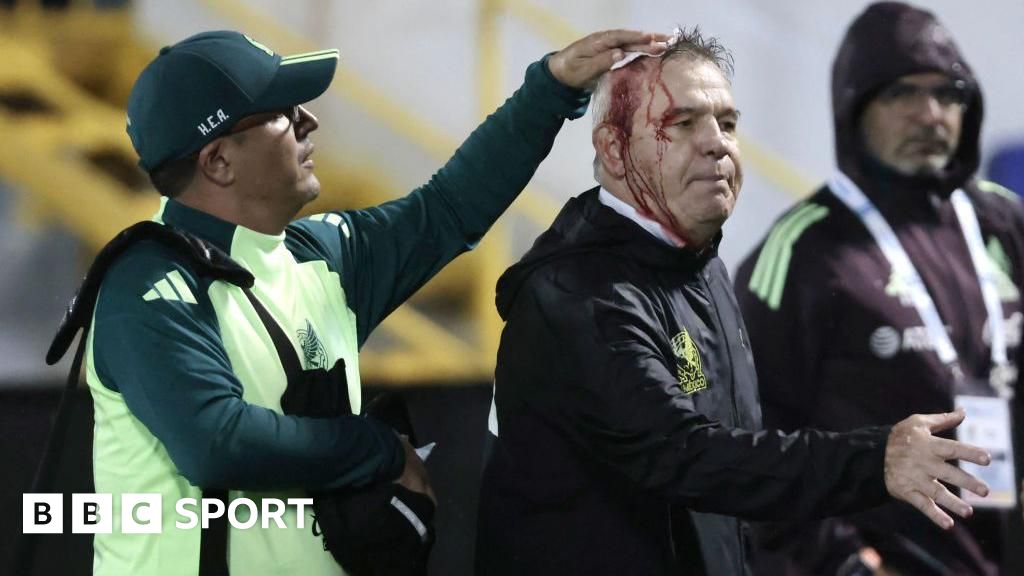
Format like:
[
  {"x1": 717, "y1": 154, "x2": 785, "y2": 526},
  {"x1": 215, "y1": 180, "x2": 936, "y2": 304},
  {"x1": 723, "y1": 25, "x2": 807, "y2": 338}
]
[{"x1": 955, "y1": 395, "x2": 1018, "y2": 509}]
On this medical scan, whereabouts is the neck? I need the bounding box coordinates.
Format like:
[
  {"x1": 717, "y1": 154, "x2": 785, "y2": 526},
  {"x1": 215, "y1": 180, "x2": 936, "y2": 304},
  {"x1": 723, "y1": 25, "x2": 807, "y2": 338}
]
[
  {"x1": 600, "y1": 179, "x2": 720, "y2": 249},
  {"x1": 176, "y1": 187, "x2": 294, "y2": 235}
]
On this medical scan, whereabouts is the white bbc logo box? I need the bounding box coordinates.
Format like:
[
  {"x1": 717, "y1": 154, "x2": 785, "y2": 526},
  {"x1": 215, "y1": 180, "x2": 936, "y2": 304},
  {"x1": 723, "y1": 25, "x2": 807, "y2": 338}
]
[
  {"x1": 23, "y1": 493, "x2": 312, "y2": 533},
  {"x1": 23, "y1": 493, "x2": 161, "y2": 534},
  {"x1": 22, "y1": 494, "x2": 63, "y2": 534}
]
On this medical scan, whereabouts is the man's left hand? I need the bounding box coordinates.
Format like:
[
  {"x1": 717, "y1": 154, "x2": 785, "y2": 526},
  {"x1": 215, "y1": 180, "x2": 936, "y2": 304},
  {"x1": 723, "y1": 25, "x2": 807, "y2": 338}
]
[
  {"x1": 884, "y1": 408, "x2": 990, "y2": 530},
  {"x1": 547, "y1": 29, "x2": 669, "y2": 90}
]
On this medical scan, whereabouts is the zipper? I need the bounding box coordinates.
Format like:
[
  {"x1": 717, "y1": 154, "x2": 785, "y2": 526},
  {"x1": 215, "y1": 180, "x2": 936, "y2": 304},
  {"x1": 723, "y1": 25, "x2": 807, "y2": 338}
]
[
  {"x1": 698, "y1": 265, "x2": 747, "y2": 570},
  {"x1": 699, "y1": 269, "x2": 741, "y2": 423}
]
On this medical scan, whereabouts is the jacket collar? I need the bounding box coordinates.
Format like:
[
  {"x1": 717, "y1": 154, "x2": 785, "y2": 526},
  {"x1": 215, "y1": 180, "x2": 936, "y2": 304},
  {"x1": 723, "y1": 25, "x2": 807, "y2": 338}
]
[
  {"x1": 156, "y1": 198, "x2": 286, "y2": 260},
  {"x1": 843, "y1": 155, "x2": 958, "y2": 225},
  {"x1": 597, "y1": 187, "x2": 683, "y2": 248},
  {"x1": 580, "y1": 188, "x2": 719, "y2": 268},
  {"x1": 495, "y1": 188, "x2": 721, "y2": 320}
]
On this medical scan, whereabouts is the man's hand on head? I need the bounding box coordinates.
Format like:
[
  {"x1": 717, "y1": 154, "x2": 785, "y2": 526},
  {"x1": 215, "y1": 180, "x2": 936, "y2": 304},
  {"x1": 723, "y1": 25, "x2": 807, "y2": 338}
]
[
  {"x1": 884, "y1": 408, "x2": 990, "y2": 529},
  {"x1": 547, "y1": 29, "x2": 669, "y2": 91}
]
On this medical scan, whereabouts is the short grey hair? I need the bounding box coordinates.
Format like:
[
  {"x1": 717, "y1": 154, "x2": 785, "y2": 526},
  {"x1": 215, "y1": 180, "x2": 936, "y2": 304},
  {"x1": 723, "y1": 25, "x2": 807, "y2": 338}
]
[{"x1": 590, "y1": 26, "x2": 735, "y2": 131}]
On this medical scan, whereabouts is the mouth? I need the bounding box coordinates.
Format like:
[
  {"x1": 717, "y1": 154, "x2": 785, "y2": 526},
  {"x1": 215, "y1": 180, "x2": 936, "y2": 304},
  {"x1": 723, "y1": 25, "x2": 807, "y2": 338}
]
[
  {"x1": 903, "y1": 138, "x2": 950, "y2": 155},
  {"x1": 300, "y1": 145, "x2": 315, "y2": 167},
  {"x1": 691, "y1": 174, "x2": 731, "y2": 190}
]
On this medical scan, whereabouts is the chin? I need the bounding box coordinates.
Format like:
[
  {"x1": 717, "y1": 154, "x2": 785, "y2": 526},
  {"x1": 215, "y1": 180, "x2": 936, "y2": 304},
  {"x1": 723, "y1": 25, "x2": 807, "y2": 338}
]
[
  {"x1": 923, "y1": 155, "x2": 952, "y2": 173},
  {"x1": 903, "y1": 163, "x2": 944, "y2": 178},
  {"x1": 892, "y1": 155, "x2": 951, "y2": 177},
  {"x1": 713, "y1": 194, "x2": 735, "y2": 217},
  {"x1": 301, "y1": 178, "x2": 321, "y2": 203}
]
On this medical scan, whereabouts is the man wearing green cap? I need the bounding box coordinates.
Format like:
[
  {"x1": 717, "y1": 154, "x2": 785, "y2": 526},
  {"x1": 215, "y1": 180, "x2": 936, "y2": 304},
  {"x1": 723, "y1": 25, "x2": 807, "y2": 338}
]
[{"x1": 83, "y1": 28, "x2": 664, "y2": 576}]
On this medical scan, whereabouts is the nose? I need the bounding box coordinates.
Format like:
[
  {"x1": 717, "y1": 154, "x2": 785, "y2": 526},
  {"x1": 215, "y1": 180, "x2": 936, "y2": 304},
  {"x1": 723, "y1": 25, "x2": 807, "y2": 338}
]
[
  {"x1": 911, "y1": 93, "x2": 945, "y2": 125},
  {"x1": 699, "y1": 121, "x2": 728, "y2": 159},
  {"x1": 294, "y1": 105, "x2": 319, "y2": 139}
]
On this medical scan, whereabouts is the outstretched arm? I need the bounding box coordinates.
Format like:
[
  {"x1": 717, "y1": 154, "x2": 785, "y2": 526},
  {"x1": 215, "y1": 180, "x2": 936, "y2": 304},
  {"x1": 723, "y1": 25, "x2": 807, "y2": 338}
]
[{"x1": 509, "y1": 278, "x2": 988, "y2": 527}]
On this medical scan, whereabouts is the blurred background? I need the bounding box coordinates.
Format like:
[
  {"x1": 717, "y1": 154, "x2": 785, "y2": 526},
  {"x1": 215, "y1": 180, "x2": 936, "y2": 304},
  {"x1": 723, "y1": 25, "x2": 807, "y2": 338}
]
[{"x1": 1, "y1": 0, "x2": 1022, "y2": 574}]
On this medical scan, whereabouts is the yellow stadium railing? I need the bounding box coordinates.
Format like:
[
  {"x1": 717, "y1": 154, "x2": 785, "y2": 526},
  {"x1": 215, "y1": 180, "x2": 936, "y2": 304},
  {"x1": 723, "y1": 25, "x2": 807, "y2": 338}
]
[
  {"x1": 0, "y1": 6, "x2": 493, "y2": 384},
  {"x1": 1, "y1": 1, "x2": 817, "y2": 385}
]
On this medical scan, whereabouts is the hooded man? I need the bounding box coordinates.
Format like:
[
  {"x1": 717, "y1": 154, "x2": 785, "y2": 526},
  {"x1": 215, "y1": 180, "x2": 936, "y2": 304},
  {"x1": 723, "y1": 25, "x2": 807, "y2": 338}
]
[
  {"x1": 735, "y1": 3, "x2": 1024, "y2": 575},
  {"x1": 476, "y1": 26, "x2": 993, "y2": 576}
]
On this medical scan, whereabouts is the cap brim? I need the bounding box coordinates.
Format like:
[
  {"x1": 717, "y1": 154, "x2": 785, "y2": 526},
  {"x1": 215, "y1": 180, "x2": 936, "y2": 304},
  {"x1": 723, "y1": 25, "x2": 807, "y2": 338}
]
[{"x1": 257, "y1": 48, "x2": 339, "y2": 111}]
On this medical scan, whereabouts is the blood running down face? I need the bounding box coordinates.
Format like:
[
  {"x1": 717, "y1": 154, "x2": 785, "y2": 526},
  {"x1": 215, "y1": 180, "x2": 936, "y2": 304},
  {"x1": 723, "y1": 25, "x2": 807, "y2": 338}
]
[{"x1": 592, "y1": 43, "x2": 743, "y2": 249}]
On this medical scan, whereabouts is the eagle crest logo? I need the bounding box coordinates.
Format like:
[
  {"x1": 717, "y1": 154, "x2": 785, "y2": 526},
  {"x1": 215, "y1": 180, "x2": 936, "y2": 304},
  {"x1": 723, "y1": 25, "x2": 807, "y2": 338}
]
[
  {"x1": 671, "y1": 328, "x2": 707, "y2": 394},
  {"x1": 297, "y1": 320, "x2": 328, "y2": 370}
]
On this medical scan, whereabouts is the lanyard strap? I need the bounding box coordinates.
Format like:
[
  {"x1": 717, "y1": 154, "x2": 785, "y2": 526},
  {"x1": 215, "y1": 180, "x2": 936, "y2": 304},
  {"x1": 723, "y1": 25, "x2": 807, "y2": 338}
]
[
  {"x1": 949, "y1": 191, "x2": 1009, "y2": 366},
  {"x1": 828, "y1": 171, "x2": 1007, "y2": 374}
]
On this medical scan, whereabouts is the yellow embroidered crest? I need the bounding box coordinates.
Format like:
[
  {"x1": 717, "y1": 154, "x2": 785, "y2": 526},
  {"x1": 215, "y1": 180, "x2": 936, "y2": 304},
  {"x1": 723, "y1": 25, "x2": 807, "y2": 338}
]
[{"x1": 671, "y1": 328, "x2": 707, "y2": 394}]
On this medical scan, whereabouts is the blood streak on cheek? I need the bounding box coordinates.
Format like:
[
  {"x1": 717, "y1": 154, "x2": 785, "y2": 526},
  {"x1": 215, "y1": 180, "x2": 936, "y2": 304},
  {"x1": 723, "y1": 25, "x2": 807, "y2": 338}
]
[
  {"x1": 649, "y1": 65, "x2": 675, "y2": 197},
  {"x1": 606, "y1": 71, "x2": 653, "y2": 215},
  {"x1": 639, "y1": 64, "x2": 685, "y2": 238},
  {"x1": 606, "y1": 65, "x2": 689, "y2": 246}
]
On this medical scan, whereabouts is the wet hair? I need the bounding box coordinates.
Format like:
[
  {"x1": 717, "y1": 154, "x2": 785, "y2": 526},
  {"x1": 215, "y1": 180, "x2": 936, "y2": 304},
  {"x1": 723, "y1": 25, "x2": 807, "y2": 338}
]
[{"x1": 590, "y1": 26, "x2": 735, "y2": 130}]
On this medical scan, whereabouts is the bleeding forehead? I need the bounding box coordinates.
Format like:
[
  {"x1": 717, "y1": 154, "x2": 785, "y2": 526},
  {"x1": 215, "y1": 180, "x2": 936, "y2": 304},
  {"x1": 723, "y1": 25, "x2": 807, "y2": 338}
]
[
  {"x1": 627, "y1": 57, "x2": 733, "y2": 120},
  {"x1": 614, "y1": 56, "x2": 737, "y2": 127}
]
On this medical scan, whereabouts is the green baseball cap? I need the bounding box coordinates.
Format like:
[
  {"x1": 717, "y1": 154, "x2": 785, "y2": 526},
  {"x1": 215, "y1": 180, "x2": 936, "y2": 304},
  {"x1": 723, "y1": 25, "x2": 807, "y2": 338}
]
[{"x1": 126, "y1": 30, "x2": 339, "y2": 171}]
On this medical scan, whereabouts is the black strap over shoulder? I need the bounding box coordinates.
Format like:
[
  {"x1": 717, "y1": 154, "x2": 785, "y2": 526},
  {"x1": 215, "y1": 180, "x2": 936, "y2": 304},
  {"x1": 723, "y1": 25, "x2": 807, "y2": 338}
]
[
  {"x1": 198, "y1": 488, "x2": 230, "y2": 576},
  {"x1": 46, "y1": 221, "x2": 254, "y2": 367},
  {"x1": 241, "y1": 288, "x2": 305, "y2": 387},
  {"x1": 16, "y1": 221, "x2": 254, "y2": 576},
  {"x1": 240, "y1": 287, "x2": 353, "y2": 418}
]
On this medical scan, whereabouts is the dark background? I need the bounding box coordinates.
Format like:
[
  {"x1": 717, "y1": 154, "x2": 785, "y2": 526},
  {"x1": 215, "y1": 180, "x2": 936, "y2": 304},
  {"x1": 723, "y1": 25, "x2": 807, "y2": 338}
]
[{"x1": 1, "y1": 383, "x2": 493, "y2": 576}]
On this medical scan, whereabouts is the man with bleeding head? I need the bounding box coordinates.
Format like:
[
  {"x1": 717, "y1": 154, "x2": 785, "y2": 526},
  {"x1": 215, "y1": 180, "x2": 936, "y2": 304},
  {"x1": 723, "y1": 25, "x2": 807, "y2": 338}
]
[
  {"x1": 589, "y1": 30, "x2": 741, "y2": 250},
  {"x1": 476, "y1": 27, "x2": 992, "y2": 576}
]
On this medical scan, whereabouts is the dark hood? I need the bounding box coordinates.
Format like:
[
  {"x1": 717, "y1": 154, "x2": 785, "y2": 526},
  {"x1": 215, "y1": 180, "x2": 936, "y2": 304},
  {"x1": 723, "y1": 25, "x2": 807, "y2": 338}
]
[
  {"x1": 495, "y1": 188, "x2": 719, "y2": 320},
  {"x1": 832, "y1": 2, "x2": 983, "y2": 199}
]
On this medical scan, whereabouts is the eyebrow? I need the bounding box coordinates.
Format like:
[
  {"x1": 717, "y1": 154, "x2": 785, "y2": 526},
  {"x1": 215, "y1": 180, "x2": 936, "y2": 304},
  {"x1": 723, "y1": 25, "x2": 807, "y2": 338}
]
[{"x1": 662, "y1": 106, "x2": 742, "y2": 119}]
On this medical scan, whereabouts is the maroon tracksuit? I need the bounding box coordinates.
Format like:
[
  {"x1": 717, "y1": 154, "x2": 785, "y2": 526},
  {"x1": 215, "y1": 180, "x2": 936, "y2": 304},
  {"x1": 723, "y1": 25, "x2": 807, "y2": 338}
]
[{"x1": 734, "y1": 3, "x2": 1024, "y2": 575}]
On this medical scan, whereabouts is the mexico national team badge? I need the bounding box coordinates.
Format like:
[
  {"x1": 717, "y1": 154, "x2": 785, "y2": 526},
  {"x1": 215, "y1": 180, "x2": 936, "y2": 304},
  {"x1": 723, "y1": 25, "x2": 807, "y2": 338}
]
[
  {"x1": 298, "y1": 320, "x2": 328, "y2": 370},
  {"x1": 672, "y1": 328, "x2": 707, "y2": 394}
]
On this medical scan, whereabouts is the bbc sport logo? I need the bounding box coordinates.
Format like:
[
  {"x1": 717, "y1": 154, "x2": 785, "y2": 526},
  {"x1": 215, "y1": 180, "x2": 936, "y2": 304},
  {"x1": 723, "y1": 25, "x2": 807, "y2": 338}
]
[{"x1": 23, "y1": 493, "x2": 314, "y2": 534}]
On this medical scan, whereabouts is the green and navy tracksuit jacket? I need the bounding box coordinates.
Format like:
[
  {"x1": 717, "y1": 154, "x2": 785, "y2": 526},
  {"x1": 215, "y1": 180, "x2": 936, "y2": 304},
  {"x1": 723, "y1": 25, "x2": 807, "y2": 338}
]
[{"x1": 85, "y1": 57, "x2": 587, "y2": 576}]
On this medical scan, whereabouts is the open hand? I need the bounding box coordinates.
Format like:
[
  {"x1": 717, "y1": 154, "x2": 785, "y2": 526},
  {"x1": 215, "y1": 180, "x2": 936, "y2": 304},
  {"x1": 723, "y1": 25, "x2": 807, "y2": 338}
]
[
  {"x1": 884, "y1": 408, "x2": 990, "y2": 529},
  {"x1": 547, "y1": 29, "x2": 670, "y2": 90}
]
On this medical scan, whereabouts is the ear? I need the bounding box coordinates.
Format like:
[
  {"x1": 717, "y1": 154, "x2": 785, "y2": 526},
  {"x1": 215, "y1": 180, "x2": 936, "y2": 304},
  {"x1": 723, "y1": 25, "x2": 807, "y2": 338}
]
[
  {"x1": 593, "y1": 124, "x2": 627, "y2": 180},
  {"x1": 196, "y1": 139, "x2": 234, "y2": 187}
]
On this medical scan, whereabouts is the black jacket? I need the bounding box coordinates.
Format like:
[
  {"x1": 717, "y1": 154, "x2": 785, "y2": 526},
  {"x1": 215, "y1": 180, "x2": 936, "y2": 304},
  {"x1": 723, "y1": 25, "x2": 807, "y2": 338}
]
[
  {"x1": 735, "y1": 4, "x2": 1024, "y2": 575},
  {"x1": 475, "y1": 189, "x2": 891, "y2": 576}
]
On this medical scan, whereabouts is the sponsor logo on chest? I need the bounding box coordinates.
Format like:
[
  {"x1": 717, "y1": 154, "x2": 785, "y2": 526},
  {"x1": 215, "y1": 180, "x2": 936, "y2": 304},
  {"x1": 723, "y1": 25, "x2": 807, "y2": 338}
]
[{"x1": 868, "y1": 312, "x2": 1024, "y2": 359}]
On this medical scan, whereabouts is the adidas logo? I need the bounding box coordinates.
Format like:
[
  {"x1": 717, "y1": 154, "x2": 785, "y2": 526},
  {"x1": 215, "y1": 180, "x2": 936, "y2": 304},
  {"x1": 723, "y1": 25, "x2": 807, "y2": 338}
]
[
  {"x1": 142, "y1": 270, "x2": 198, "y2": 304},
  {"x1": 748, "y1": 202, "x2": 830, "y2": 310},
  {"x1": 307, "y1": 213, "x2": 351, "y2": 239}
]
